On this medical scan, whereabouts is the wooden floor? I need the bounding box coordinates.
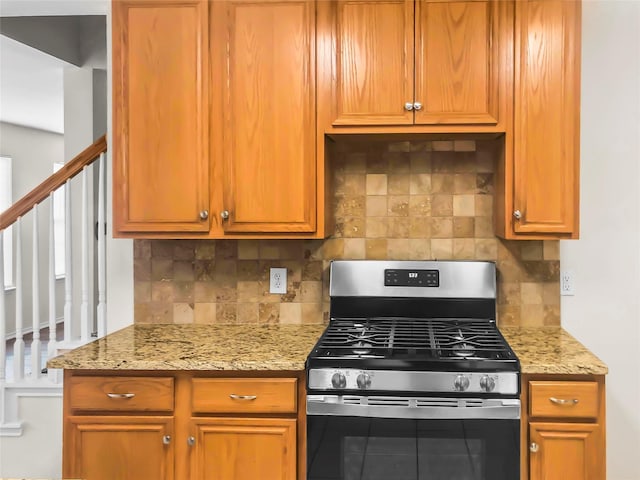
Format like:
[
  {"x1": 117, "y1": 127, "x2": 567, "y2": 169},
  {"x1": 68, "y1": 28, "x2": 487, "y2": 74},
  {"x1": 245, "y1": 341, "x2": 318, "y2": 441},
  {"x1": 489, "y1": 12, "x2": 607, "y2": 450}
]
[{"x1": 4, "y1": 323, "x2": 64, "y2": 381}]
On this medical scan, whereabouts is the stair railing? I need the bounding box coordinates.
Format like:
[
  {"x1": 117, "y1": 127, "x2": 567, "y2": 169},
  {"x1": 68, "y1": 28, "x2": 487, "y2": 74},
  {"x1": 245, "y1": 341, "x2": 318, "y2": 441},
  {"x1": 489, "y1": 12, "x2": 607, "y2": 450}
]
[{"x1": 0, "y1": 135, "x2": 107, "y2": 385}]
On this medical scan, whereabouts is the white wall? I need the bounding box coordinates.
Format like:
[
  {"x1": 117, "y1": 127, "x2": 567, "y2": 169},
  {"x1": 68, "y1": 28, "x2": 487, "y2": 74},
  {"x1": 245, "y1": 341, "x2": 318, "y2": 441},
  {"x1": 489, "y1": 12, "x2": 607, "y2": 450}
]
[
  {"x1": 561, "y1": 2, "x2": 640, "y2": 480},
  {"x1": 0, "y1": 396, "x2": 63, "y2": 478},
  {"x1": 0, "y1": 121, "x2": 65, "y2": 336}
]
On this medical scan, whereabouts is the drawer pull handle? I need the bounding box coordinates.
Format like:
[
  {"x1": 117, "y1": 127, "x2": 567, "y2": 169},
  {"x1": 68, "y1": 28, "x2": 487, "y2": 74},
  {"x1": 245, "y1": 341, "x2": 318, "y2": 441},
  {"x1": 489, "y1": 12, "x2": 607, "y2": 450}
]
[
  {"x1": 549, "y1": 397, "x2": 579, "y2": 405},
  {"x1": 229, "y1": 394, "x2": 257, "y2": 401},
  {"x1": 107, "y1": 393, "x2": 136, "y2": 399}
]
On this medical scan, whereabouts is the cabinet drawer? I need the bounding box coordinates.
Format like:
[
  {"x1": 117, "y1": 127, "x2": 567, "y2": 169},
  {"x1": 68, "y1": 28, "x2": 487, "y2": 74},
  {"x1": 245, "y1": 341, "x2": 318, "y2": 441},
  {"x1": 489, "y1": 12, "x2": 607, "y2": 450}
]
[
  {"x1": 529, "y1": 381, "x2": 598, "y2": 419},
  {"x1": 191, "y1": 378, "x2": 297, "y2": 414},
  {"x1": 69, "y1": 376, "x2": 174, "y2": 412}
]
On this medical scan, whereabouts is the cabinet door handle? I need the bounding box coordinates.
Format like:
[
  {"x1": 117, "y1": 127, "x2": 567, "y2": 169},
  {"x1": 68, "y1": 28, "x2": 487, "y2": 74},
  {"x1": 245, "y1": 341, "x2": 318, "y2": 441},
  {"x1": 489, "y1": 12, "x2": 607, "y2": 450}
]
[
  {"x1": 229, "y1": 394, "x2": 257, "y2": 401},
  {"x1": 162, "y1": 435, "x2": 171, "y2": 445},
  {"x1": 413, "y1": 102, "x2": 423, "y2": 111},
  {"x1": 530, "y1": 442, "x2": 539, "y2": 453},
  {"x1": 187, "y1": 436, "x2": 195, "y2": 446},
  {"x1": 106, "y1": 393, "x2": 135, "y2": 399},
  {"x1": 199, "y1": 210, "x2": 209, "y2": 220},
  {"x1": 404, "y1": 102, "x2": 414, "y2": 111},
  {"x1": 513, "y1": 210, "x2": 522, "y2": 220},
  {"x1": 549, "y1": 397, "x2": 579, "y2": 405},
  {"x1": 220, "y1": 210, "x2": 230, "y2": 220}
]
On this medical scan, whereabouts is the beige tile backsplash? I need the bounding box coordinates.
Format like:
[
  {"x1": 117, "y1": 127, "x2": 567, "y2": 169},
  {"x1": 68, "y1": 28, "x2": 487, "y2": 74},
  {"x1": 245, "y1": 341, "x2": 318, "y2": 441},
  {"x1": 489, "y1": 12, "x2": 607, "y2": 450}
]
[{"x1": 134, "y1": 140, "x2": 560, "y2": 327}]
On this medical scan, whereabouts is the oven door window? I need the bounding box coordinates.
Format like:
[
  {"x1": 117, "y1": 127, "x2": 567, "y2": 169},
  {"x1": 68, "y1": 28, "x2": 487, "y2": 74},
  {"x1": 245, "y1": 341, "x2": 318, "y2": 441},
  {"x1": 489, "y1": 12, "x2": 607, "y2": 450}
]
[{"x1": 307, "y1": 417, "x2": 519, "y2": 480}]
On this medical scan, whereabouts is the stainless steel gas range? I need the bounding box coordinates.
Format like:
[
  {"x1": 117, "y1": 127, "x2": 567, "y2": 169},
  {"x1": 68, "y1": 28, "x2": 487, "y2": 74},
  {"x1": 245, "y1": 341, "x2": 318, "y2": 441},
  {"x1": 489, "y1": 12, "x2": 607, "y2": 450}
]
[{"x1": 306, "y1": 260, "x2": 520, "y2": 480}]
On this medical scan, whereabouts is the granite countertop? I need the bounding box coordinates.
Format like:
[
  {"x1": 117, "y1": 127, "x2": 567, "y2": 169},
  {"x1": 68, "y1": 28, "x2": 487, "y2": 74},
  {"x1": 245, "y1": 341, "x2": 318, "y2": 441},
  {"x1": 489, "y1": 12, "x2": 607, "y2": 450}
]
[
  {"x1": 501, "y1": 326, "x2": 608, "y2": 375},
  {"x1": 48, "y1": 323, "x2": 607, "y2": 376},
  {"x1": 48, "y1": 324, "x2": 327, "y2": 371}
]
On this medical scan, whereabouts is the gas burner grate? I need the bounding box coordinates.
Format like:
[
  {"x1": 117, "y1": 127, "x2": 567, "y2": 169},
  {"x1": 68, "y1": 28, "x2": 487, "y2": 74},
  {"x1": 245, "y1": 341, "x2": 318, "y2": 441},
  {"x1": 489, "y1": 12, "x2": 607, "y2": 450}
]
[{"x1": 315, "y1": 317, "x2": 514, "y2": 360}]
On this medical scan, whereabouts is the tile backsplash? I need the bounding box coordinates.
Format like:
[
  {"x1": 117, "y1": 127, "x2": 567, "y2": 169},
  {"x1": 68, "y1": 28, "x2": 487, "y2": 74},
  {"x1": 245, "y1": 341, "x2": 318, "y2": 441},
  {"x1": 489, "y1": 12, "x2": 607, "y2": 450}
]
[{"x1": 134, "y1": 140, "x2": 560, "y2": 327}]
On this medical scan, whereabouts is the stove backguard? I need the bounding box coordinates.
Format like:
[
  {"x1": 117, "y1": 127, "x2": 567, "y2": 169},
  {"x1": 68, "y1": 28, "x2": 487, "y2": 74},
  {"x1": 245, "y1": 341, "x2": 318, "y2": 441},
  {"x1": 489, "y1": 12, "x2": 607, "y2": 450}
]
[{"x1": 329, "y1": 260, "x2": 497, "y2": 322}]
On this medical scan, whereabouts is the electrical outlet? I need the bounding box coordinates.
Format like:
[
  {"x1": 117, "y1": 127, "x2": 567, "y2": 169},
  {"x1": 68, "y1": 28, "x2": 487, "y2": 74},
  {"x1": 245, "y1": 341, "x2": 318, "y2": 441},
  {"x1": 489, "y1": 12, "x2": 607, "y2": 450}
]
[
  {"x1": 269, "y1": 267, "x2": 287, "y2": 294},
  {"x1": 560, "y1": 270, "x2": 575, "y2": 296}
]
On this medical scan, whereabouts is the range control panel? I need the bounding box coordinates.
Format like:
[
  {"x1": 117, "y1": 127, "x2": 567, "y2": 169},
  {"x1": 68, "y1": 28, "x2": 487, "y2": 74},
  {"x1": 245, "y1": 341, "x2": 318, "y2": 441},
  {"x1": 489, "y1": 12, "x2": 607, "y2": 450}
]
[{"x1": 384, "y1": 269, "x2": 439, "y2": 287}]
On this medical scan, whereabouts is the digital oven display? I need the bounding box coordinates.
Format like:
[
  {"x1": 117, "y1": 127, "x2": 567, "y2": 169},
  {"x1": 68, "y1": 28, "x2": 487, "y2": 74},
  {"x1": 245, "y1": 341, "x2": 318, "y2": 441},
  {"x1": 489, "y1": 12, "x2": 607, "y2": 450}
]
[{"x1": 384, "y1": 269, "x2": 439, "y2": 287}]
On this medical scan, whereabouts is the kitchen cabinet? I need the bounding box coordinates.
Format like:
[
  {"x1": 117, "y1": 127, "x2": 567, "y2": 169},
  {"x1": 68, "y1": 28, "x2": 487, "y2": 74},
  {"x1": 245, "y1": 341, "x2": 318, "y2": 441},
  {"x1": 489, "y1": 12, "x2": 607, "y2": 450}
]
[
  {"x1": 190, "y1": 418, "x2": 297, "y2": 480},
  {"x1": 66, "y1": 416, "x2": 175, "y2": 480},
  {"x1": 322, "y1": 0, "x2": 509, "y2": 130},
  {"x1": 522, "y1": 376, "x2": 605, "y2": 480},
  {"x1": 210, "y1": 0, "x2": 317, "y2": 234},
  {"x1": 113, "y1": 0, "x2": 328, "y2": 238},
  {"x1": 62, "y1": 371, "x2": 305, "y2": 480},
  {"x1": 112, "y1": 0, "x2": 210, "y2": 234},
  {"x1": 496, "y1": 0, "x2": 581, "y2": 239}
]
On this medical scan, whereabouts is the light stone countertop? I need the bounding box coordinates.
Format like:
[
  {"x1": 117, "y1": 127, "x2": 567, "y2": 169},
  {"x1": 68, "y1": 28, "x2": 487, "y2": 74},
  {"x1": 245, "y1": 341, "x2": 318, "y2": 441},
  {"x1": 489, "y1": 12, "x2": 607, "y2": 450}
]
[
  {"x1": 48, "y1": 323, "x2": 327, "y2": 371},
  {"x1": 501, "y1": 326, "x2": 608, "y2": 375},
  {"x1": 48, "y1": 323, "x2": 607, "y2": 376}
]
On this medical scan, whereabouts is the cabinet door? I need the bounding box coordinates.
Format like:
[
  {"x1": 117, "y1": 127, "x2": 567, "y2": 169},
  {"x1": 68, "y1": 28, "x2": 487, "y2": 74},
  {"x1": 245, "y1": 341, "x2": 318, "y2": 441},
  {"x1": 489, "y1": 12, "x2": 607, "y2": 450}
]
[
  {"x1": 529, "y1": 422, "x2": 602, "y2": 480},
  {"x1": 65, "y1": 416, "x2": 174, "y2": 480},
  {"x1": 212, "y1": 0, "x2": 316, "y2": 233},
  {"x1": 512, "y1": 0, "x2": 580, "y2": 235},
  {"x1": 113, "y1": 0, "x2": 209, "y2": 234},
  {"x1": 415, "y1": 0, "x2": 501, "y2": 125},
  {"x1": 190, "y1": 417, "x2": 297, "y2": 480},
  {"x1": 332, "y1": 0, "x2": 414, "y2": 125}
]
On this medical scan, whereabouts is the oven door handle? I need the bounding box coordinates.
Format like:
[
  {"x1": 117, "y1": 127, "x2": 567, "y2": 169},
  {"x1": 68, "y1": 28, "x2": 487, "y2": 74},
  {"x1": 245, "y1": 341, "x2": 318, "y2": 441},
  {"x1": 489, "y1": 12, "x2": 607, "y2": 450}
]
[{"x1": 307, "y1": 395, "x2": 521, "y2": 420}]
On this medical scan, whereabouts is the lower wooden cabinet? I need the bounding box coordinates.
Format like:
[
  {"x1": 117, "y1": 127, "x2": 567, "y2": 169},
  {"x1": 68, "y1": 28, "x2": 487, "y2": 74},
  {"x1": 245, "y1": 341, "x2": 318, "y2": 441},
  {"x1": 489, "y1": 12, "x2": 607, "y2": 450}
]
[
  {"x1": 529, "y1": 422, "x2": 601, "y2": 480},
  {"x1": 190, "y1": 417, "x2": 297, "y2": 480},
  {"x1": 65, "y1": 416, "x2": 174, "y2": 480},
  {"x1": 523, "y1": 376, "x2": 606, "y2": 480},
  {"x1": 62, "y1": 371, "x2": 305, "y2": 480}
]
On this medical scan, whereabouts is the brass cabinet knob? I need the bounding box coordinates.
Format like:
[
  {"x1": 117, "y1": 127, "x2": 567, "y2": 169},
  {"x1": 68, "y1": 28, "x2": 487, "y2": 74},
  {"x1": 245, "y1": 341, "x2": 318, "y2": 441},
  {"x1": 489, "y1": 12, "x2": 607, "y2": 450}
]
[{"x1": 199, "y1": 210, "x2": 209, "y2": 220}]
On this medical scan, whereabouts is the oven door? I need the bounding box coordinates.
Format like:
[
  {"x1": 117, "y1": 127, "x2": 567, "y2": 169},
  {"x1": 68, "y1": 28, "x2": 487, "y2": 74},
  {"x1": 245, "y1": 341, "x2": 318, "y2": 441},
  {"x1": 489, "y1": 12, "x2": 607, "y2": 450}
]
[{"x1": 307, "y1": 395, "x2": 520, "y2": 480}]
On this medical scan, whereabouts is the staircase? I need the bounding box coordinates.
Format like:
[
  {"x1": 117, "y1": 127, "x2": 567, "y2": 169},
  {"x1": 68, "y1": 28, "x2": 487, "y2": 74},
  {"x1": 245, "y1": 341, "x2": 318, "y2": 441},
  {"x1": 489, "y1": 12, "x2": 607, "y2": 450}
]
[{"x1": 0, "y1": 135, "x2": 107, "y2": 435}]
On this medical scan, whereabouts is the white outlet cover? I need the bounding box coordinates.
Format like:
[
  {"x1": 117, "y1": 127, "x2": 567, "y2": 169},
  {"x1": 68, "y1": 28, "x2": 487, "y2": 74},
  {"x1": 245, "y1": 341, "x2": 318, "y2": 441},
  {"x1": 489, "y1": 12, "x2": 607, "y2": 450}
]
[
  {"x1": 269, "y1": 267, "x2": 287, "y2": 294},
  {"x1": 560, "y1": 270, "x2": 575, "y2": 296}
]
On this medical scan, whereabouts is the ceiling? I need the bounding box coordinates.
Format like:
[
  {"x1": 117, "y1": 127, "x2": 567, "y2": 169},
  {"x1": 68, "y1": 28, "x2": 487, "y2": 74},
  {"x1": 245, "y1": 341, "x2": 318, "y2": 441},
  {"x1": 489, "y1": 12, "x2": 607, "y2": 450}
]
[
  {"x1": 0, "y1": 34, "x2": 66, "y2": 133},
  {"x1": 0, "y1": 0, "x2": 107, "y2": 17},
  {"x1": 0, "y1": 0, "x2": 107, "y2": 134}
]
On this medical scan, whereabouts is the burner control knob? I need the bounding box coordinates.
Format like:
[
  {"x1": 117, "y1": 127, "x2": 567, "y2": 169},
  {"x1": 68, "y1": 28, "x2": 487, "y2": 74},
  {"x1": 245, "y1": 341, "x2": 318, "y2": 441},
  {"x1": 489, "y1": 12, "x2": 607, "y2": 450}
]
[
  {"x1": 331, "y1": 372, "x2": 347, "y2": 389},
  {"x1": 356, "y1": 373, "x2": 372, "y2": 389},
  {"x1": 480, "y1": 375, "x2": 496, "y2": 392},
  {"x1": 454, "y1": 375, "x2": 470, "y2": 392}
]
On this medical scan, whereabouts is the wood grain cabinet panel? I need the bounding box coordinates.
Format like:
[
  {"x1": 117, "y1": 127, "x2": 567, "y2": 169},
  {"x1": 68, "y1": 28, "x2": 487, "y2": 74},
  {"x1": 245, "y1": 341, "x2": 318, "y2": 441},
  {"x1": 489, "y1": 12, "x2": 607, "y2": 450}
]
[
  {"x1": 529, "y1": 423, "x2": 601, "y2": 480},
  {"x1": 112, "y1": 0, "x2": 209, "y2": 234},
  {"x1": 328, "y1": 0, "x2": 504, "y2": 127},
  {"x1": 191, "y1": 378, "x2": 297, "y2": 414},
  {"x1": 512, "y1": 0, "x2": 581, "y2": 236},
  {"x1": 212, "y1": 0, "x2": 317, "y2": 234},
  {"x1": 190, "y1": 417, "x2": 297, "y2": 480},
  {"x1": 65, "y1": 416, "x2": 174, "y2": 480},
  {"x1": 415, "y1": 0, "x2": 500, "y2": 125},
  {"x1": 333, "y1": 0, "x2": 415, "y2": 125},
  {"x1": 69, "y1": 376, "x2": 174, "y2": 412},
  {"x1": 529, "y1": 381, "x2": 598, "y2": 419}
]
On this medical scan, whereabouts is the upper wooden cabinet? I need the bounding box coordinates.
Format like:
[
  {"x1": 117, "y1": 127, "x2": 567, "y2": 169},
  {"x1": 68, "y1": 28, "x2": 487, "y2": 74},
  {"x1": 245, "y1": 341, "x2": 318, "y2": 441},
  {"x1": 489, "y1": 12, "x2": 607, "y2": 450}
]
[
  {"x1": 495, "y1": 0, "x2": 581, "y2": 239},
  {"x1": 210, "y1": 0, "x2": 317, "y2": 234},
  {"x1": 112, "y1": 0, "x2": 210, "y2": 234},
  {"x1": 113, "y1": 0, "x2": 326, "y2": 239},
  {"x1": 327, "y1": 0, "x2": 506, "y2": 128}
]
